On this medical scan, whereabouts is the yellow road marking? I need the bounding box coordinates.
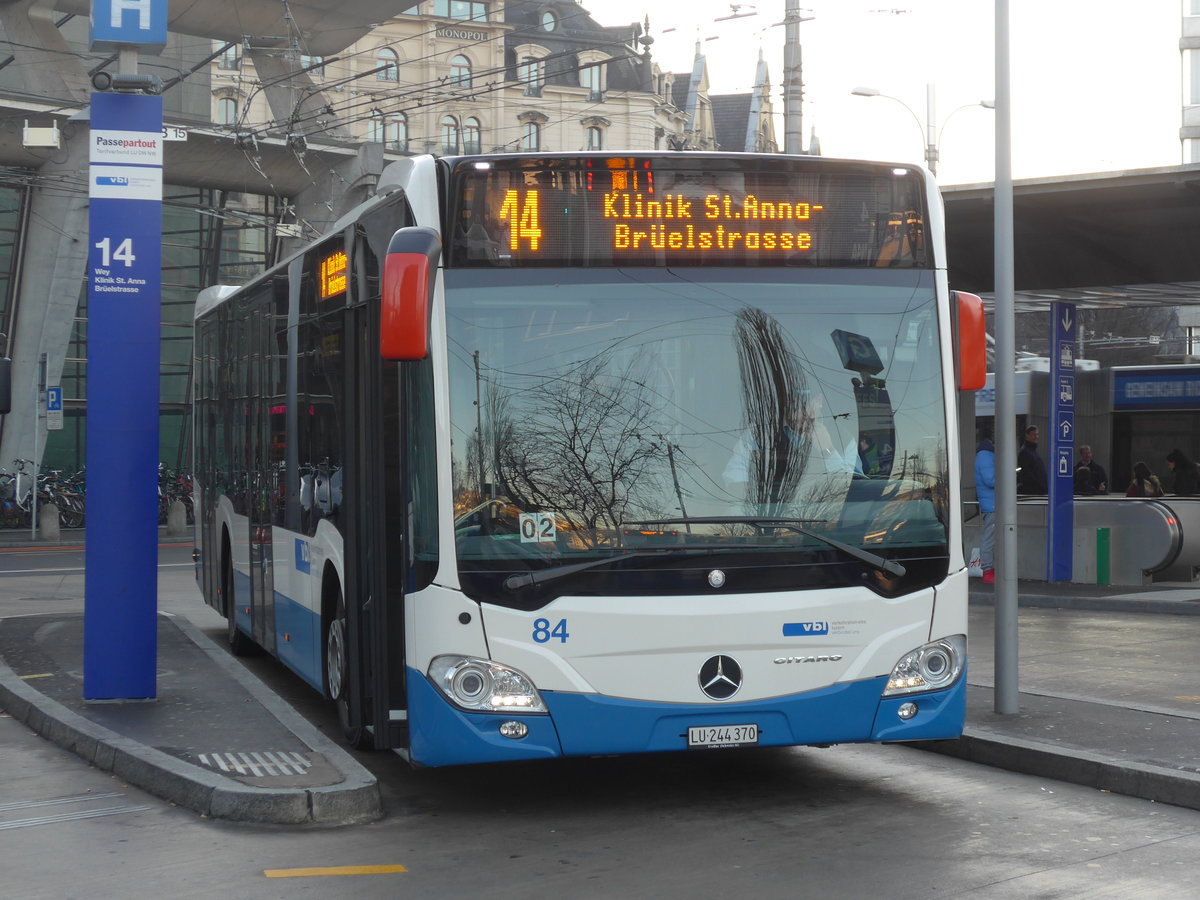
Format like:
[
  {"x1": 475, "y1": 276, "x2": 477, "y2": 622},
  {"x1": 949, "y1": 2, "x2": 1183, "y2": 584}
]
[
  {"x1": 1175, "y1": 696, "x2": 1200, "y2": 702},
  {"x1": 264, "y1": 865, "x2": 408, "y2": 878},
  {"x1": 19, "y1": 673, "x2": 54, "y2": 680}
]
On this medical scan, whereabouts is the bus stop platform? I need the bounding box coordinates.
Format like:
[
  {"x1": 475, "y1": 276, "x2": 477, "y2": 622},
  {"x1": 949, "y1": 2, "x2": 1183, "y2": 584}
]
[
  {"x1": 4, "y1": 538, "x2": 1200, "y2": 821},
  {"x1": 921, "y1": 579, "x2": 1200, "y2": 812},
  {"x1": 0, "y1": 610, "x2": 382, "y2": 826}
]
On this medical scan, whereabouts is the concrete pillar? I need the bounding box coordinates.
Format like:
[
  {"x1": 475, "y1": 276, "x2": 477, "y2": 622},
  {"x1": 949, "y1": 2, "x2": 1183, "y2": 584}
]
[
  {"x1": 166, "y1": 499, "x2": 188, "y2": 536},
  {"x1": 38, "y1": 502, "x2": 60, "y2": 541},
  {"x1": 0, "y1": 133, "x2": 90, "y2": 471},
  {"x1": 246, "y1": 48, "x2": 352, "y2": 143},
  {"x1": 0, "y1": 1, "x2": 91, "y2": 102},
  {"x1": 284, "y1": 143, "x2": 386, "y2": 250},
  {"x1": 0, "y1": 1, "x2": 91, "y2": 471}
]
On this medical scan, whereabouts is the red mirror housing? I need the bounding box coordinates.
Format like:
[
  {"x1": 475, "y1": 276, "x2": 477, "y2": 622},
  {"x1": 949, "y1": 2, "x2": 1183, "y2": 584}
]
[
  {"x1": 953, "y1": 290, "x2": 987, "y2": 391},
  {"x1": 381, "y1": 226, "x2": 441, "y2": 360}
]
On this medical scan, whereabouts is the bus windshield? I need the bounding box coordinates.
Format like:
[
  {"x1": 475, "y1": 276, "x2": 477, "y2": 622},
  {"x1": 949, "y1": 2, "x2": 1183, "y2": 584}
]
[{"x1": 446, "y1": 267, "x2": 949, "y2": 606}]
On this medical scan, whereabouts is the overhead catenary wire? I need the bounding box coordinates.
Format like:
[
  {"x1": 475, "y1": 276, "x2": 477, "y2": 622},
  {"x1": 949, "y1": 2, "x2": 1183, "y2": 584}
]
[{"x1": 0, "y1": 7, "x2": 688, "y2": 223}]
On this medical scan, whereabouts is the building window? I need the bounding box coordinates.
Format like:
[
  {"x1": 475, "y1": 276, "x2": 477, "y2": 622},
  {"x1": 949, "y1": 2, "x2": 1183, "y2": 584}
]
[
  {"x1": 376, "y1": 48, "x2": 399, "y2": 82},
  {"x1": 519, "y1": 56, "x2": 543, "y2": 96},
  {"x1": 217, "y1": 44, "x2": 240, "y2": 70},
  {"x1": 391, "y1": 114, "x2": 409, "y2": 151},
  {"x1": 580, "y1": 65, "x2": 601, "y2": 99},
  {"x1": 450, "y1": 54, "x2": 473, "y2": 88},
  {"x1": 520, "y1": 121, "x2": 540, "y2": 151},
  {"x1": 434, "y1": 0, "x2": 488, "y2": 21},
  {"x1": 441, "y1": 115, "x2": 460, "y2": 154},
  {"x1": 371, "y1": 113, "x2": 408, "y2": 151},
  {"x1": 217, "y1": 97, "x2": 238, "y2": 125},
  {"x1": 540, "y1": 9, "x2": 558, "y2": 31},
  {"x1": 463, "y1": 117, "x2": 482, "y2": 154},
  {"x1": 300, "y1": 55, "x2": 325, "y2": 76},
  {"x1": 586, "y1": 125, "x2": 603, "y2": 150}
]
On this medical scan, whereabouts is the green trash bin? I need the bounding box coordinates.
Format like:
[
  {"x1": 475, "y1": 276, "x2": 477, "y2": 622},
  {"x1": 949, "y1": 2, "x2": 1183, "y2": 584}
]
[{"x1": 1097, "y1": 527, "x2": 1110, "y2": 585}]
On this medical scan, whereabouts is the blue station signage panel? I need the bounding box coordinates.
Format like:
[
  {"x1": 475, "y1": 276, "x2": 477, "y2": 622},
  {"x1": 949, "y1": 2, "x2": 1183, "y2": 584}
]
[
  {"x1": 83, "y1": 90, "x2": 163, "y2": 701},
  {"x1": 1113, "y1": 367, "x2": 1200, "y2": 411},
  {"x1": 1047, "y1": 302, "x2": 1075, "y2": 582},
  {"x1": 90, "y1": 0, "x2": 167, "y2": 51}
]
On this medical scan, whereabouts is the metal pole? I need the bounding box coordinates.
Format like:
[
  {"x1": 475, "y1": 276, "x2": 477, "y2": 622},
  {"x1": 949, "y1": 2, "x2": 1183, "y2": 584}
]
[
  {"x1": 31, "y1": 351, "x2": 46, "y2": 540},
  {"x1": 783, "y1": 0, "x2": 803, "y2": 154},
  {"x1": 31, "y1": 369, "x2": 38, "y2": 541},
  {"x1": 925, "y1": 83, "x2": 938, "y2": 175},
  {"x1": 993, "y1": 0, "x2": 1019, "y2": 714}
]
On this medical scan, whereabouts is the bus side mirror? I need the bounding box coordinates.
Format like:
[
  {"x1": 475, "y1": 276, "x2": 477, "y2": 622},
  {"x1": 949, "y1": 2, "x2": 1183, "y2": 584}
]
[
  {"x1": 953, "y1": 291, "x2": 987, "y2": 391},
  {"x1": 0, "y1": 357, "x2": 10, "y2": 415},
  {"x1": 381, "y1": 226, "x2": 441, "y2": 361}
]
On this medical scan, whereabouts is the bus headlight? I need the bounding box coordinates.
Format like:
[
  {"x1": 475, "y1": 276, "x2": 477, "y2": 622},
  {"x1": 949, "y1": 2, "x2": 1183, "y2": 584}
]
[
  {"x1": 428, "y1": 655, "x2": 548, "y2": 714},
  {"x1": 882, "y1": 635, "x2": 965, "y2": 696}
]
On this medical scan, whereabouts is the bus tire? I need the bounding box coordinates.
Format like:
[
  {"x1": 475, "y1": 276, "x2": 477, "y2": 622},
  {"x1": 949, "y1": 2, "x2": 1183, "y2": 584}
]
[
  {"x1": 222, "y1": 539, "x2": 257, "y2": 657},
  {"x1": 325, "y1": 587, "x2": 371, "y2": 749}
]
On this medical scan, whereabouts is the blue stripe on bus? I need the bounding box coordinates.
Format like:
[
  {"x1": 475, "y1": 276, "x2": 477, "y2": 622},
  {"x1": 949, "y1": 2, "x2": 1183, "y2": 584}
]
[
  {"x1": 229, "y1": 569, "x2": 324, "y2": 693},
  {"x1": 406, "y1": 666, "x2": 967, "y2": 767},
  {"x1": 274, "y1": 592, "x2": 322, "y2": 692},
  {"x1": 232, "y1": 567, "x2": 252, "y2": 635}
]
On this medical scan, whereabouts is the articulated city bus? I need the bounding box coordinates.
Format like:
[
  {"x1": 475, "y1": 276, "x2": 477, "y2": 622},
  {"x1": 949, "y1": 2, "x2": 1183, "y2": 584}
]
[{"x1": 193, "y1": 152, "x2": 986, "y2": 766}]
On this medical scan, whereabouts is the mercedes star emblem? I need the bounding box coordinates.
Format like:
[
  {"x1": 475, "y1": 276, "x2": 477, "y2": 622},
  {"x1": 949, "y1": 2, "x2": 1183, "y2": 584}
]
[{"x1": 698, "y1": 654, "x2": 743, "y2": 700}]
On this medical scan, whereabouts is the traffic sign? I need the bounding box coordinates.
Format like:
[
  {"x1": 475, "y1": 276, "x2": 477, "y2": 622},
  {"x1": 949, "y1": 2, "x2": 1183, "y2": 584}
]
[
  {"x1": 1047, "y1": 301, "x2": 1076, "y2": 582},
  {"x1": 46, "y1": 385, "x2": 63, "y2": 430}
]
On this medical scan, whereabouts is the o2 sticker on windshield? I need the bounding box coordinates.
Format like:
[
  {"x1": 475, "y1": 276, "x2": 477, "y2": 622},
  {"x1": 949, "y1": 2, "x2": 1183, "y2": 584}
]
[
  {"x1": 520, "y1": 512, "x2": 557, "y2": 542},
  {"x1": 533, "y1": 617, "x2": 570, "y2": 643}
]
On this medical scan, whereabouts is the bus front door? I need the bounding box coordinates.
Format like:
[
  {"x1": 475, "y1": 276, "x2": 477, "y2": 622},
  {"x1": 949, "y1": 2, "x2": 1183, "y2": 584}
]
[
  {"x1": 343, "y1": 278, "x2": 408, "y2": 750},
  {"x1": 248, "y1": 293, "x2": 276, "y2": 654}
]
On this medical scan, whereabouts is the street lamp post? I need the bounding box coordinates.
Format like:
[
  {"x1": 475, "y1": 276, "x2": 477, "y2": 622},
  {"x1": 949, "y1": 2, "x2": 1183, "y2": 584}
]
[{"x1": 851, "y1": 83, "x2": 994, "y2": 176}]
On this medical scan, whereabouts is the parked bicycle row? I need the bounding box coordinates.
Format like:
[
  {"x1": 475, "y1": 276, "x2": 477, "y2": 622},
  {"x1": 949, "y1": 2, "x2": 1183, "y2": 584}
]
[{"x1": 0, "y1": 460, "x2": 193, "y2": 530}]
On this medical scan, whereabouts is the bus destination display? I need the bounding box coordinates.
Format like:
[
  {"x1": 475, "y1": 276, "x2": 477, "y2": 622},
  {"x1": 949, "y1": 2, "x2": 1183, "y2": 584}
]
[
  {"x1": 449, "y1": 155, "x2": 929, "y2": 268},
  {"x1": 318, "y1": 248, "x2": 348, "y2": 300}
]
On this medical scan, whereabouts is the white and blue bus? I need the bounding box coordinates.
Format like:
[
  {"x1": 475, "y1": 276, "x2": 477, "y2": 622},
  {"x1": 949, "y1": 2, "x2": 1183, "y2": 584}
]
[{"x1": 193, "y1": 152, "x2": 986, "y2": 766}]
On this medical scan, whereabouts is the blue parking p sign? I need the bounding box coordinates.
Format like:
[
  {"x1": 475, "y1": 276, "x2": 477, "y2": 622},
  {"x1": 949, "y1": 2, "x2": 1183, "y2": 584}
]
[{"x1": 46, "y1": 386, "x2": 63, "y2": 431}]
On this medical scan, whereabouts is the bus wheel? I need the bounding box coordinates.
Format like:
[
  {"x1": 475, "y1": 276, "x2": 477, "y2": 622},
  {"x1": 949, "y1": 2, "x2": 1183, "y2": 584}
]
[
  {"x1": 325, "y1": 590, "x2": 370, "y2": 749},
  {"x1": 223, "y1": 548, "x2": 256, "y2": 657}
]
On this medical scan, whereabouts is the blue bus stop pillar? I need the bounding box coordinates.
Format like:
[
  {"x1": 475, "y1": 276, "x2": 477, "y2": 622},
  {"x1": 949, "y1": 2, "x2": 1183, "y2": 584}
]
[{"x1": 82, "y1": 90, "x2": 162, "y2": 700}]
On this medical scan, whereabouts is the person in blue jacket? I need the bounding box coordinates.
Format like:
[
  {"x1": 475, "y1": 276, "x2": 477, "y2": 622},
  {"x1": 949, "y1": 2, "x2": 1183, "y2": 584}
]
[{"x1": 974, "y1": 426, "x2": 996, "y2": 584}]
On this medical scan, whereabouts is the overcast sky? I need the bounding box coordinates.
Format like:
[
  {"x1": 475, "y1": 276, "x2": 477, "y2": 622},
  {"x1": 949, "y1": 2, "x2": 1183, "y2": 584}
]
[{"x1": 595, "y1": 1, "x2": 1184, "y2": 185}]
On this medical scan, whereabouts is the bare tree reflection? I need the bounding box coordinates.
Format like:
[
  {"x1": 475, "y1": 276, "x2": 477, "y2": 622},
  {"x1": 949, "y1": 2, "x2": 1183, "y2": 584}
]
[{"x1": 486, "y1": 351, "x2": 667, "y2": 545}]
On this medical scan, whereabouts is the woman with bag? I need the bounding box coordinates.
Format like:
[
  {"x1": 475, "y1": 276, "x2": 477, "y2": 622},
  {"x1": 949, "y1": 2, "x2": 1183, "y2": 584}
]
[{"x1": 1125, "y1": 461, "x2": 1164, "y2": 498}]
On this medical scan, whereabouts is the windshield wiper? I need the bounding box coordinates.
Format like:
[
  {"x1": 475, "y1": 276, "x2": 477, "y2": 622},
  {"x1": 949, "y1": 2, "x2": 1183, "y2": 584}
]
[
  {"x1": 503, "y1": 542, "x2": 776, "y2": 591},
  {"x1": 628, "y1": 517, "x2": 906, "y2": 578},
  {"x1": 503, "y1": 550, "x2": 666, "y2": 591}
]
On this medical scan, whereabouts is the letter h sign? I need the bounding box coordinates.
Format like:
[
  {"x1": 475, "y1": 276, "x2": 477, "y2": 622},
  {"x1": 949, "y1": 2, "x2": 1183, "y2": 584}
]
[{"x1": 90, "y1": 0, "x2": 167, "y2": 51}]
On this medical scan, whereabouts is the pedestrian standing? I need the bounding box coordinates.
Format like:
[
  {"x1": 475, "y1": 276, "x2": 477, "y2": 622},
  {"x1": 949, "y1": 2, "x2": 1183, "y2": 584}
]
[
  {"x1": 1125, "y1": 461, "x2": 1164, "y2": 497},
  {"x1": 974, "y1": 428, "x2": 996, "y2": 584},
  {"x1": 1166, "y1": 449, "x2": 1200, "y2": 496},
  {"x1": 1016, "y1": 425, "x2": 1047, "y2": 495},
  {"x1": 1074, "y1": 444, "x2": 1108, "y2": 494}
]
